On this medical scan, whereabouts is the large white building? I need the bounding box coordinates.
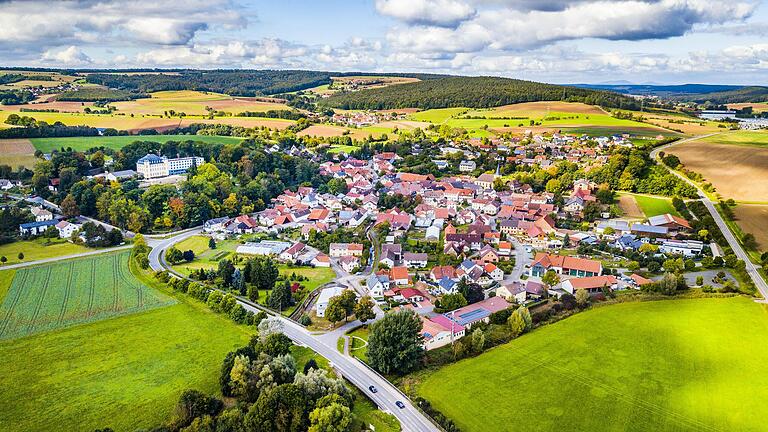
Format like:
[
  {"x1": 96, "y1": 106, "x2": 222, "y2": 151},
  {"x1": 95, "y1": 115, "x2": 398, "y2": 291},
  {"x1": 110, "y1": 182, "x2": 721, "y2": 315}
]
[{"x1": 136, "y1": 153, "x2": 205, "y2": 179}]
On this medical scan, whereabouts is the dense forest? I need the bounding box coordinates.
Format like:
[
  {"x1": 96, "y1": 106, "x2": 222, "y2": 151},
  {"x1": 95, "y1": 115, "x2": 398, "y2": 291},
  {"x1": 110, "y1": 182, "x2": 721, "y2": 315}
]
[
  {"x1": 84, "y1": 70, "x2": 447, "y2": 96},
  {"x1": 56, "y1": 87, "x2": 149, "y2": 102},
  {"x1": 86, "y1": 71, "x2": 333, "y2": 96},
  {"x1": 319, "y1": 76, "x2": 641, "y2": 110},
  {"x1": 674, "y1": 86, "x2": 768, "y2": 104}
]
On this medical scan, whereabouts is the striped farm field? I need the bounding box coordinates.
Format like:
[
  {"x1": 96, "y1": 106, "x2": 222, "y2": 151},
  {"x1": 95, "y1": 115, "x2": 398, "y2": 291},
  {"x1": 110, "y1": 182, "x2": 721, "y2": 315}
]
[{"x1": 0, "y1": 251, "x2": 174, "y2": 340}]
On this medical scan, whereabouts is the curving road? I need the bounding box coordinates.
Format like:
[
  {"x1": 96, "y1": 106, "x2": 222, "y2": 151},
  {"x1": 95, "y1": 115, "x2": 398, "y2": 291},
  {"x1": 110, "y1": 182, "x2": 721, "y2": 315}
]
[
  {"x1": 650, "y1": 134, "x2": 768, "y2": 298},
  {"x1": 150, "y1": 228, "x2": 439, "y2": 432}
]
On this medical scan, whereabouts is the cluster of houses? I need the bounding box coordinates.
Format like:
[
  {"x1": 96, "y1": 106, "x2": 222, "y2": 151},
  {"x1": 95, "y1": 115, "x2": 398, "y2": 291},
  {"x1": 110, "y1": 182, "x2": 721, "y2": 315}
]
[{"x1": 18, "y1": 206, "x2": 83, "y2": 239}]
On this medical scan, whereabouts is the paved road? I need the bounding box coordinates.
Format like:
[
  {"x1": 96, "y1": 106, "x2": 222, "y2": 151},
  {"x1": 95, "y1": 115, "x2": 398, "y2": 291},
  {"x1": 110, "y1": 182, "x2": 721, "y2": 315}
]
[
  {"x1": 147, "y1": 227, "x2": 203, "y2": 271},
  {"x1": 651, "y1": 135, "x2": 768, "y2": 298},
  {"x1": 0, "y1": 244, "x2": 132, "y2": 270},
  {"x1": 152, "y1": 229, "x2": 438, "y2": 431}
]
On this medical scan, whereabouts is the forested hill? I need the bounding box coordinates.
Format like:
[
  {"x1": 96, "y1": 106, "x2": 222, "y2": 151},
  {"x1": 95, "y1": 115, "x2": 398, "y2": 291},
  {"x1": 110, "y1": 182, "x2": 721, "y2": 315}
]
[
  {"x1": 86, "y1": 70, "x2": 333, "y2": 96},
  {"x1": 84, "y1": 70, "x2": 448, "y2": 97},
  {"x1": 676, "y1": 86, "x2": 768, "y2": 104},
  {"x1": 319, "y1": 76, "x2": 641, "y2": 110}
]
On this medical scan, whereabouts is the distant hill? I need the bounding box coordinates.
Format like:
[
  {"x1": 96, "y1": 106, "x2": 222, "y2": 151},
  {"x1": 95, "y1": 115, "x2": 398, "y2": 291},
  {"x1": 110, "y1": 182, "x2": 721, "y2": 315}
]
[
  {"x1": 575, "y1": 83, "x2": 768, "y2": 103},
  {"x1": 320, "y1": 76, "x2": 640, "y2": 110},
  {"x1": 84, "y1": 70, "x2": 448, "y2": 97}
]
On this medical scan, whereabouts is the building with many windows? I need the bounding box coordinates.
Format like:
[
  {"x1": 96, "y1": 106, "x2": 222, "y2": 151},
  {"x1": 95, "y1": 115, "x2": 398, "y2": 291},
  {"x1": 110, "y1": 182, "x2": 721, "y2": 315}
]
[{"x1": 136, "y1": 153, "x2": 204, "y2": 179}]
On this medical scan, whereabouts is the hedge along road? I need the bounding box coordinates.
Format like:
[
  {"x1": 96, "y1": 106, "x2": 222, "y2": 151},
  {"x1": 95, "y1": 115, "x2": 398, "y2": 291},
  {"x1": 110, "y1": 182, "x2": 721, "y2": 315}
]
[
  {"x1": 651, "y1": 135, "x2": 768, "y2": 299},
  {"x1": 149, "y1": 228, "x2": 440, "y2": 432}
]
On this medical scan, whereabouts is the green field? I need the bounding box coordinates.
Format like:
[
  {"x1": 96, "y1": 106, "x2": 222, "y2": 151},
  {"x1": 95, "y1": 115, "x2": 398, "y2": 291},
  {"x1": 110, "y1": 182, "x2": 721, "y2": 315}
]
[
  {"x1": 700, "y1": 131, "x2": 768, "y2": 147},
  {"x1": 0, "y1": 251, "x2": 174, "y2": 340},
  {"x1": 632, "y1": 194, "x2": 680, "y2": 217},
  {"x1": 0, "y1": 260, "x2": 251, "y2": 431},
  {"x1": 418, "y1": 297, "x2": 768, "y2": 432},
  {"x1": 0, "y1": 269, "x2": 14, "y2": 303},
  {"x1": 0, "y1": 238, "x2": 91, "y2": 265},
  {"x1": 30, "y1": 134, "x2": 245, "y2": 152}
]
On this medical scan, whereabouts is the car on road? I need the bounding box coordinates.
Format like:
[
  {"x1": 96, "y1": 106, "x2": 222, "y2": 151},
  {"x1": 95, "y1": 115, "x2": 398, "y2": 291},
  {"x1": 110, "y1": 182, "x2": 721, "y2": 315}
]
[
  {"x1": 395, "y1": 401, "x2": 405, "y2": 409},
  {"x1": 369, "y1": 385, "x2": 377, "y2": 393}
]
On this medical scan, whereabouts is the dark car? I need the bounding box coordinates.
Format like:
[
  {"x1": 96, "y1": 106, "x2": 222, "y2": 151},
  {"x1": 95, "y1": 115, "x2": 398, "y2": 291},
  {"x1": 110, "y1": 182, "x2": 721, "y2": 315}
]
[
  {"x1": 395, "y1": 401, "x2": 406, "y2": 409},
  {"x1": 368, "y1": 385, "x2": 378, "y2": 393}
]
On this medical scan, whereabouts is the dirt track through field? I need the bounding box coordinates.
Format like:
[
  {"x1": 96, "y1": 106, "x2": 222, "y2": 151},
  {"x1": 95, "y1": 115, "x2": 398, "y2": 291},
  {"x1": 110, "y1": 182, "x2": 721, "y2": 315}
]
[{"x1": 673, "y1": 141, "x2": 768, "y2": 202}]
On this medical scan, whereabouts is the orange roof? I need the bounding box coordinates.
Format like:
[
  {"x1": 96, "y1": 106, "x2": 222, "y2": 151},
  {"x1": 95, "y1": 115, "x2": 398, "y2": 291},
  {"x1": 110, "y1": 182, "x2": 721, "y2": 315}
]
[
  {"x1": 390, "y1": 266, "x2": 410, "y2": 281},
  {"x1": 533, "y1": 253, "x2": 602, "y2": 274},
  {"x1": 566, "y1": 275, "x2": 617, "y2": 290},
  {"x1": 630, "y1": 273, "x2": 653, "y2": 285},
  {"x1": 498, "y1": 241, "x2": 512, "y2": 249}
]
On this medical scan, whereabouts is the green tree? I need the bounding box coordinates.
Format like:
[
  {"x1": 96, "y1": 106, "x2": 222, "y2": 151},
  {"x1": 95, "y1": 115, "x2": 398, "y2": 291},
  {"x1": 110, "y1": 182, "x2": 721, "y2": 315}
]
[
  {"x1": 471, "y1": 328, "x2": 485, "y2": 353},
  {"x1": 325, "y1": 297, "x2": 346, "y2": 325},
  {"x1": 267, "y1": 280, "x2": 292, "y2": 311},
  {"x1": 166, "y1": 246, "x2": 183, "y2": 264},
  {"x1": 17, "y1": 252, "x2": 23, "y2": 261},
  {"x1": 541, "y1": 270, "x2": 560, "y2": 288},
  {"x1": 508, "y1": 309, "x2": 526, "y2": 337},
  {"x1": 436, "y1": 292, "x2": 467, "y2": 312},
  {"x1": 209, "y1": 238, "x2": 217, "y2": 249},
  {"x1": 575, "y1": 289, "x2": 590, "y2": 306},
  {"x1": 353, "y1": 296, "x2": 376, "y2": 323},
  {"x1": 367, "y1": 310, "x2": 424, "y2": 374},
  {"x1": 308, "y1": 403, "x2": 352, "y2": 432},
  {"x1": 244, "y1": 384, "x2": 308, "y2": 432}
]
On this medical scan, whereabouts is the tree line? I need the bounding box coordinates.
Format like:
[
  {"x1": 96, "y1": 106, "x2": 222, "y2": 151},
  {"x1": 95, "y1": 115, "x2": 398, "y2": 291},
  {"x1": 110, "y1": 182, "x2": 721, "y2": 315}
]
[{"x1": 320, "y1": 76, "x2": 642, "y2": 111}]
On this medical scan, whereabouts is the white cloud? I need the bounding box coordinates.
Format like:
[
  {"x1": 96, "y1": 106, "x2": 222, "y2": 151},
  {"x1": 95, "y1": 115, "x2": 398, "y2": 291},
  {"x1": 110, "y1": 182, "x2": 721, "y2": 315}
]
[
  {"x1": 375, "y1": 0, "x2": 476, "y2": 27},
  {"x1": 0, "y1": 0, "x2": 244, "y2": 48},
  {"x1": 41, "y1": 46, "x2": 93, "y2": 65},
  {"x1": 383, "y1": 0, "x2": 756, "y2": 57}
]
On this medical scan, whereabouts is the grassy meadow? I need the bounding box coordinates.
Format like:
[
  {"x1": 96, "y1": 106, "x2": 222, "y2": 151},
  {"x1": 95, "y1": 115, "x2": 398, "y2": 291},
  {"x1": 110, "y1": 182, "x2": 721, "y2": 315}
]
[
  {"x1": 0, "y1": 238, "x2": 91, "y2": 265},
  {"x1": 629, "y1": 194, "x2": 679, "y2": 217},
  {"x1": 418, "y1": 297, "x2": 768, "y2": 432},
  {"x1": 0, "y1": 257, "x2": 252, "y2": 432}
]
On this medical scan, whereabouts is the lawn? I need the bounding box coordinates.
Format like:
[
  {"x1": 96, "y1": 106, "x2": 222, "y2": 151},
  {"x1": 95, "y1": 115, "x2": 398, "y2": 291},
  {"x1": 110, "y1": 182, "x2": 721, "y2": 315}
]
[
  {"x1": 0, "y1": 258, "x2": 252, "y2": 432},
  {"x1": 30, "y1": 134, "x2": 245, "y2": 153},
  {"x1": 347, "y1": 325, "x2": 370, "y2": 362},
  {"x1": 0, "y1": 238, "x2": 91, "y2": 265},
  {"x1": 418, "y1": 297, "x2": 768, "y2": 432},
  {"x1": 0, "y1": 251, "x2": 175, "y2": 340},
  {"x1": 629, "y1": 193, "x2": 679, "y2": 217}
]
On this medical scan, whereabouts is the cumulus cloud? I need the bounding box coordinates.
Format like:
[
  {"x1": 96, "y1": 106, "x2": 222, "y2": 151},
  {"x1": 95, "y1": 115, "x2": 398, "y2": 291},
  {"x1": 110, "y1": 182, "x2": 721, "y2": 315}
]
[
  {"x1": 0, "y1": 0, "x2": 244, "y2": 48},
  {"x1": 375, "y1": 0, "x2": 476, "y2": 27},
  {"x1": 41, "y1": 46, "x2": 93, "y2": 65},
  {"x1": 385, "y1": 0, "x2": 756, "y2": 56}
]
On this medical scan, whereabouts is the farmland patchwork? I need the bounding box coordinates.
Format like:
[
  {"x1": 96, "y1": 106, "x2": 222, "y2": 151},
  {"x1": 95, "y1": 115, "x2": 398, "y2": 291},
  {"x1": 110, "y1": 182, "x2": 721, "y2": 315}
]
[{"x1": 0, "y1": 252, "x2": 174, "y2": 340}]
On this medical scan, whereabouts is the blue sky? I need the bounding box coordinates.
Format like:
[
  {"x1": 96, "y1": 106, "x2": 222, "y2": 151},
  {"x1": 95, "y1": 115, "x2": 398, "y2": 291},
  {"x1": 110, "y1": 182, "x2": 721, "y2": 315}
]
[{"x1": 2, "y1": 0, "x2": 767, "y2": 85}]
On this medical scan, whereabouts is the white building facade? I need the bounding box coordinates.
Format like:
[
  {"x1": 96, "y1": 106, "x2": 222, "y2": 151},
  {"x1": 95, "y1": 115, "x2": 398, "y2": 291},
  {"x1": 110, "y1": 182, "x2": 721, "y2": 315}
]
[{"x1": 136, "y1": 154, "x2": 205, "y2": 179}]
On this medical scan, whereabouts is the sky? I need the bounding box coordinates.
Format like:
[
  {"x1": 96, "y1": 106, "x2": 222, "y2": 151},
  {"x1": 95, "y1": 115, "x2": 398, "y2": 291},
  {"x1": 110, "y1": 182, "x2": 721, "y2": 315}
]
[{"x1": 1, "y1": 0, "x2": 768, "y2": 85}]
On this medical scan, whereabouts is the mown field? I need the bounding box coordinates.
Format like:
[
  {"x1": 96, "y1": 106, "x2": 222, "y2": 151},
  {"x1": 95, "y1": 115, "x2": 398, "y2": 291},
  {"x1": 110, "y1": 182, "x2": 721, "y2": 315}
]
[
  {"x1": 0, "y1": 238, "x2": 91, "y2": 265},
  {"x1": 418, "y1": 297, "x2": 768, "y2": 432},
  {"x1": 109, "y1": 90, "x2": 291, "y2": 116},
  {"x1": 0, "y1": 258, "x2": 251, "y2": 432},
  {"x1": 29, "y1": 134, "x2": 245, "y2": 153},
  {"x1": 631, "y1": 194, "x2": 679, "y2": 217},
  {"x1": 672, "y1": 134, "x2": 768, "y2": 202},
  {"x1": 0, "y1": 251, "x2": 174, "y2": 340},
  {"x1": 0, "y1": 110, "x2": 295, "y2": 132},
  {"x1": 0, "y1": 138, "x2": 37, "y2": 168}
]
